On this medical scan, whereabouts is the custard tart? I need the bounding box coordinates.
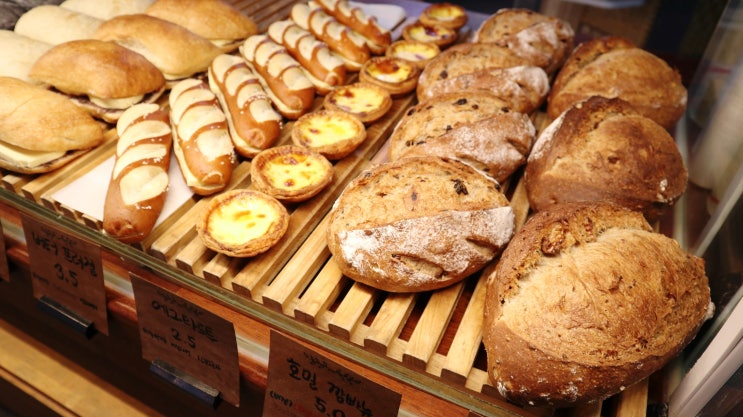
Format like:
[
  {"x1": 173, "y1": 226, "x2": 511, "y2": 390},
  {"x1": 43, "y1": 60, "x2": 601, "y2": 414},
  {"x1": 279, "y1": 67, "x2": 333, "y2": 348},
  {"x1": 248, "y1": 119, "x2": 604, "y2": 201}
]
[
  {"x1": 323, "y1": 82, "x2": 392, "y2": 124},
  {"x1": 250, "y1": 145, "x2": 334, "y2": 203},
  {"x1": 291, "y1": 109, "x2": 367, "y2": 160},
  {"x1": 359, "y1": 56, "x2": 420, "y2": 97}
]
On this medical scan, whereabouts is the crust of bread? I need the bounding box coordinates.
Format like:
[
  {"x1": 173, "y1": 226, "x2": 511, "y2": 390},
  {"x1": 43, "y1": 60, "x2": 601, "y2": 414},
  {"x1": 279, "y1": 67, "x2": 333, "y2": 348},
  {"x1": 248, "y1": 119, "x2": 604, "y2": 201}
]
[
  {"x1": 14, "y1": 5, "x2": 102, "y2": 45},
  {"x1": 547, "y1": 36, "x2": 687, "y2": 130},
  {"x1": 60, "y1": 0, "x2": 154, "y2": 20},
  {"x1": 0, "y1": 30, "x2": 53, "y2": 84},
  {"x1": 416, "y1": 42, "x2": 530, "y2": 100},
  {"x1": 291, "y1": 109, "x2": 366, "y2": 160},
  {"x1": 250, "y1": 145, "x2": 334, "y2": 203},
  {"x1": 417, "y1": 65, "x2": 549, "y2": 114},
  {"x1": 472, "y1": 8, "x2": 574, "y2": 74},
  {"x1": 0, "y1": 76, "x2": 104, "y2": 153},
  {"x1": 483, "y1": 202, "x2": 710, "y2": 407},
  {"x1": 313, "y1": 0, "x2": 392, "y2": 53},
  {"x1": 525, "y1": 96, "x2": 687, "y2": 220},
  {"x1": 145, "y1": 0, "x2": 258, "y2": 52},
  {"x1": 327, "y1": 156, "x2": 515, "y2": 293},
  {"x1": 93, "y1": 14, "x2": 221, "y2": 80},
  {"x1": 323, "y1": 82, "x2": 392, "y2": 124}
]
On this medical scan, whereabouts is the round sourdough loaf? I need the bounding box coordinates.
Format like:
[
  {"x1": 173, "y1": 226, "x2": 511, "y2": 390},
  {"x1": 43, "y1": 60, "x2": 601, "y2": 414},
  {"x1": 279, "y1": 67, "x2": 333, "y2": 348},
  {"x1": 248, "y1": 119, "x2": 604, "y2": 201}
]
[
  {"x1": 472, "y1": 8, "x2": 574, "y2": 75},
  {"x1": 525, "y1": 96, "x2": 687, "y2": 221},
  {"x1": 388, "y1": 92, "x2": 536, "y2": 183},
  {"x1": 547, "y1": 36, "x2": 687, "y2": 131},
  {"x1": 483, "y1": 202, "x2": 711, "y2": 407},
  {"x1": 327, "y1": 157, "x2": 515, "y2": 293}
]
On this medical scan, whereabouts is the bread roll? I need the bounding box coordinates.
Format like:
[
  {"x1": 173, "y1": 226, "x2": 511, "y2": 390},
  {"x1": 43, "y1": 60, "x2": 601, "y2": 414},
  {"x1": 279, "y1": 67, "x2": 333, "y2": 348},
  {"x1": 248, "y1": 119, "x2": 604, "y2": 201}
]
[
  {"x1": 93, "y1": 14, "x2": 221, "y2": 81},
  {"x1": 547, "y1": 36, "x2": 687, "y2": 131},
  {"x1": 327, "y1": 157, "x2": 515, "y2": 293},
  {"x1": 14, "y1": 5, "x2": 102, "y2": 45},
  {"x1": 389, "y1": 92, "x2": 536, "y2": 183},
  {"x1": 169, "y1": 78, "x2": 235, "y2": 195},
  {"x1": 312, "y1": 0, "x2": 391, "y2": 54},
  {"x1": 473, "y1": 8, "x2": 574, "y2": 74},
  {"x1": 0, "y1": 30, "x2": 52, "y2": 84},
  {"x1": 145, "y1": 0, "x2": 258, "y2": 53},
  {"x1": 60, "y1": 0, "x2": 154, "y2": 20},
  {"x1": 525, "y1": 96, "x2": 687, "y2": 220},
  {"x1": 483, "y1": 202, "x2": 711, "y2": 407},
  {"x1": 103, "y1": 103, "x2": 171, "y2": 243}
]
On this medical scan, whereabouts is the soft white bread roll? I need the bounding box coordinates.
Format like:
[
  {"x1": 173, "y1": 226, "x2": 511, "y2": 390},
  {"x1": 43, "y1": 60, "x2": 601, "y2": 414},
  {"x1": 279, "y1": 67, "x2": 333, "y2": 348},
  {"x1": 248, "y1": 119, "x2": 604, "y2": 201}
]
[
  {"x1": 208, "y1": 54, "x2": 282, "y2": 158},
  {"x1": 291, "y1": 2, "x2": 370, "y2": 71},
  {"x1": 169, "y1": 78, "x2": 235, "y2": 195},
  {"x1": 60, "y1": 0, "x2": 154, "y2": 20},
  {"x1": 145, "y1": 0, "x2": 258, "y2": 53},
  {"x1": 103, "y1": 103, "x2": 172, "y2": 243},
  {"x1": 14, "y1": 5, "x2": 102, "y2": 45},
  {"x1": 0, "y1": 76, "x2": 104, "y2": 174},
  {"x1": 0, "y1": 30, "x2": 52, "y2": 84},
  {"x1": 93, "y1": 14, "x2": 222, "y2": 81},
  {"x1": 267, "y1": 19, "x2": 346, "y2": 95},
  {"x1": 483, "y1": 202, "x2": 711, "y2": 407},
  {"x1": 240, "y1": 34, "x2": 316, "y2": 120},
  {"x1": 311, "y1": 0, "x2": 391, "y2": 54},
  {"x1": 29, "y1": 39, "x2": 166, "y2": 123}
]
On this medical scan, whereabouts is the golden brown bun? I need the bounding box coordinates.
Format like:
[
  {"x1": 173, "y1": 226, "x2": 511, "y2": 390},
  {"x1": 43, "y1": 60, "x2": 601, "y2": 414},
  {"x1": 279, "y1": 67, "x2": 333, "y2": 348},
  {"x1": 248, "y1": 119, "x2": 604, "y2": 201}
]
[
  {"x1": 416, "y1": 42, "x2": 530, "y2": 100},
  {"x1": 419, "y1": 2, "x2": 468, "y2": 30},
  {"x1": 250, "y1": 145, "x2": 334, "y2": 203},
  {"x1": 526, "y1": 96, "x2": 687, "y2": 221},
  {"x1": 417, "y1": 65, "x2": 550, "y2": 114},
  {"x1": 93, "y1": 14, "x2": 221, "y2": 80},
  {"x1": 197, "y1": 189, "x2": 289, "y2": 258},
  {"x1": 483, "y1": 202, "x2": 711, "y2": 407},
  {"x1": 145, "y1": 0, "x2": 258, "y2": 53},
  {"x1": 60, "y1": 0, "x2": 154, "y2": 20},
  {"x1": 473, "y1": 8, "x2": 574, "y2": 74},
  {"x1": 103, "y1": 103, "x2": 172, "y2": 243},
  {"x1": 327, "y1": 157, "x2": 515, "y2": 293},
  {"x1": 547, "y1": 36, "x2": 687, "y2": 131},
  {"x1": 0, "y1": 30, "x2": 52, "y2": 84},
  {"x1": 0, "y1": 76, "x2": 103, "y2": 153},
  {"x1": 14, "y1": 5, "x2": 102, "y2": 45}
]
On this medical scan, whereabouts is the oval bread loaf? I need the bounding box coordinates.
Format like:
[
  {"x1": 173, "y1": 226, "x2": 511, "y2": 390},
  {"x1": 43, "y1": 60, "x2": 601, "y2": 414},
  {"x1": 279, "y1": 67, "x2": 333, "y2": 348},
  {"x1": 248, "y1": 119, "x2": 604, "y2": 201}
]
[
  {"x1": 327, "y1": 156, "x2": 515, "y2": 293},
  {"x1": 483, "y1": 202, "x2": 711, "y2": 407}
]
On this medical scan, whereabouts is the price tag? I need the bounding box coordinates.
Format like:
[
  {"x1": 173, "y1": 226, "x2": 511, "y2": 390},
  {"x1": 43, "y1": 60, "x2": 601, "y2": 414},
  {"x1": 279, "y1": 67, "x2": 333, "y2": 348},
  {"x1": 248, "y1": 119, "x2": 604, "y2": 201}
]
[
  {"x1": 265, "y1": 331, "x2": 402, "y2": 417},
  {"x1": 0, "y1": 221, "x2": 9, "y2": 283},
  {"x1": 130, "y1": 274, "x2": 240, "y2": 407},
  {"x1": 21, "y1": 213, "x2": 108, "y2": 335}
]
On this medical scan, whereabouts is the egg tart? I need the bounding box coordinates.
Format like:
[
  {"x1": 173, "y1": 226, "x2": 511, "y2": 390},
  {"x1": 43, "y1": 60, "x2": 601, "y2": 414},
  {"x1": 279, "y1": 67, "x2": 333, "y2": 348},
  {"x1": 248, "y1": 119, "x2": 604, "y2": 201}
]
[
  {"x1": 385, "y1": 39, "x2": 441, "y2": 69},
  {"x1": 291, "y1": 109, "x2": 367, "y2": 160},
  {"x1": 402, "y1": 21, "x2": 458, "y2": 49},
  {"x1": 359, "y1": 56, "x2": 420, "y2": 97},
  {"x1": 197, "y1": 189, "x2": 289, "y2": 257},
  {"x1": 323, "y1": 82, "x2": 392, "y2": 124},
  {"x1": 419, "y1": 2, "x2": 468, "y2": 31},
  {"x1": 250, "y1": 145, "x2": 334, "y2": 203}
]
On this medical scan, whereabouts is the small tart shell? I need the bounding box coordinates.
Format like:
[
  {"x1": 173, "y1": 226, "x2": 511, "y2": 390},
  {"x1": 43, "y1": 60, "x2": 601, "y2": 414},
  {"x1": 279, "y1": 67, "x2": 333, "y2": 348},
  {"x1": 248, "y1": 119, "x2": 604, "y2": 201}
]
[
  {"x1": 402, "y1": 21, "x2": 458, "y2": 49},
  {"x1": 386, "y1": 39, "x2": 441, "y2": 69},
  {"x1": 419, "y1": 2, "x2": 468, "y2": 30},
  {"x1": 250, "y1": 145, "x2": 334, "y2": 203},
  {"x1": 291, "y1": 109, "x2": 367, "y2": 160},
  {"x1": 323, "y1": 82, "x2": 392, "y2": 124},
  {"x1": 197, "y1": 189, "x2": 289, "y2": 257},
  {"x1": 359, "y1": 56, "x2": 420, "y2": 97}
]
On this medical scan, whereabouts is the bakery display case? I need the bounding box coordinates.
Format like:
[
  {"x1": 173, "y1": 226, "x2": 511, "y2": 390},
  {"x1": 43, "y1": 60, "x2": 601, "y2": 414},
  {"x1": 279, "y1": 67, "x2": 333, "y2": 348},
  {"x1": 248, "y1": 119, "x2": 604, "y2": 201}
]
[{"x1": 0, "y1": 0, "x2": 733, "y2": 416}]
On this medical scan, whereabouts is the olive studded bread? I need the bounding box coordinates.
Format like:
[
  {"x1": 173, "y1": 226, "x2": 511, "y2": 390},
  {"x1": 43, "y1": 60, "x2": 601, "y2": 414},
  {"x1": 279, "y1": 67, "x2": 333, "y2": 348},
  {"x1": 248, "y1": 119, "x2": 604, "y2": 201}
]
[{"x1": 327, "y1": 157, "x2": 515, "y2": 293}]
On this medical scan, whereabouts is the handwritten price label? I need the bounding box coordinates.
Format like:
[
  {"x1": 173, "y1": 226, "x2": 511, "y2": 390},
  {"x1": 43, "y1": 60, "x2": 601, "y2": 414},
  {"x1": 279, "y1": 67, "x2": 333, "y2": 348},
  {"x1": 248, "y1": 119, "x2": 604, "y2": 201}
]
[
  {"x1": 21, "y1": 213, "x2": 108, "y2": 334},
  {"x1": 130, "y1": 275, "x2": 240, "y2": 406},
  {"x1": 265, "y1": 331, "x2": 401, "y2": 417}
]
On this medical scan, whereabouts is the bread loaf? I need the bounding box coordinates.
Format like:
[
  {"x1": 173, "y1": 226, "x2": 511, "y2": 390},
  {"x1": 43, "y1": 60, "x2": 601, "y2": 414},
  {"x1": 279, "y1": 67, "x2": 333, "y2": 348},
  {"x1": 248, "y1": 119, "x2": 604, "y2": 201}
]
[
  {"x1": 60, "y1": 0, "x2": 153, "y2": 20},
  {"x1": 103, "y1": 103, "x2": 171, "y2": 243},
  {"x1": 14, "y1": 5, "x2": 102, "y2": 45},
  {"x1": 525, "y1": 96, "x2": 687, "y2": 220},
  {"x1": 483, "y1": 202, "x2": 711, "y2": 407},
  {"x1": 312, "y1": 0, "x2": 391, "y2": 54},
  {"x1": 388, "y1": 92, "x2": 536, "y2": 183},
  {"x1": 0, "y1": 30, "x2": 52, "y2": 84},
  {"x1": 547, "y1": 36, "x2": 687, "y2": 130},
  {"x1": 327, "y1": 156, "x2": 515, "y2": 292},
  {"x1": 473, "y1": 8, "x2": 574, "y2": 75}
]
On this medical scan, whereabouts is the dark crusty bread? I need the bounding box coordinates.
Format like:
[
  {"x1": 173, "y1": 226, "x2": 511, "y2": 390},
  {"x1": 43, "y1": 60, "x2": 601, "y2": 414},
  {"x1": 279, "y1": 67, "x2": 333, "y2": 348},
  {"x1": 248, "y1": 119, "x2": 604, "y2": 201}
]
[
  {"x1": 547, "y1": 36, "x2": 687, "y2": 131},
  {"x1": 327, "y1": 157, "x2": 515, "y2": 293},
  {"x1": 416, "y1": 42, "x2": 530, "y2": 101},
  {"x1": 416, "y1": 65, "x2": 550, "y2": 114},
  {"x1": 388, "y1": 92, "x2": 536, "y2": 183},
  {"x1": 525, "y1": 96, "x2": 687, "y2": 221},
  {"x1": 483, "y1": 202, "x2": 711, "y2": 407},
  {"x1": 472, "y1": 8, "x2": 574, "y2": 75}
]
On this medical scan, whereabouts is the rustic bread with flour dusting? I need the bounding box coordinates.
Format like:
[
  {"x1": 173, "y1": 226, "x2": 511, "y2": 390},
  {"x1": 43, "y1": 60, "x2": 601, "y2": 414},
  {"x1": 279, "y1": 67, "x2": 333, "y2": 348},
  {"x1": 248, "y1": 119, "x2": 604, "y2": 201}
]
[
  {"x1": 483, "y1": 202, "x2": 711, "y2": 407},
  {"x1": 327, "y1": 156, "x2": 515, "y2": 293}
]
